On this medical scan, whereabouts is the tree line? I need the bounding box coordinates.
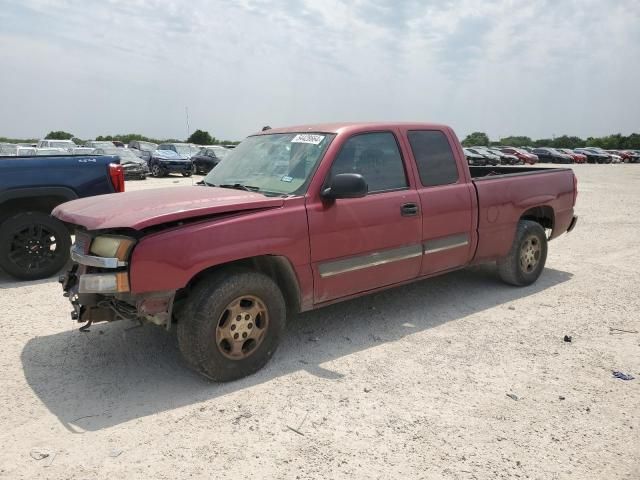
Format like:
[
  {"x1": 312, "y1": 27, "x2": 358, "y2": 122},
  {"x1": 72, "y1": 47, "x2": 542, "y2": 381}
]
[
  {"x1": 0, "y1": 129, "x2": 240, "y2": 146},
  {"x1": 461, "y1": 131, "x2": 640, "y2": 150}
]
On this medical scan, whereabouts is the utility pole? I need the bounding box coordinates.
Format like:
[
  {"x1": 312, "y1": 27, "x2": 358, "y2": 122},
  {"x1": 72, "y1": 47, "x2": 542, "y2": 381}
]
[{"x1": 185, "y1": 106, "x2": 190, "y2": 140}]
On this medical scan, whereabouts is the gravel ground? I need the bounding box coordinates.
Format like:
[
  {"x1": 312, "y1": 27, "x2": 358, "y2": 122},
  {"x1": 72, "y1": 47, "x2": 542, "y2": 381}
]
[{"x1": 0, "y1": 165, "x2": 638, "y2": 479}]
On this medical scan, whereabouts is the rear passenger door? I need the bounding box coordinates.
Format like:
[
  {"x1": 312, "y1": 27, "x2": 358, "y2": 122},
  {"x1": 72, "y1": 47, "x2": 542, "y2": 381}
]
[
  {"x1": 405, "y1": 130, "x2": 475, "y2": 276},
  {"x1": 307, "y1": 131, "x2": 422, "y2": 303}
]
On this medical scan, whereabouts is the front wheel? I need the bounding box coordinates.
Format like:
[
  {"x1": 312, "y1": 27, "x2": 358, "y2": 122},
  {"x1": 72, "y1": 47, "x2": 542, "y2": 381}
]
[
  {"x1": 177, "y1": 269, "x2": 286, "y2": 381},
  {"x1": 151, "y1": 164, "x2": 164, "y2": 177},
  {"x1": 497, "y1": 220, "x2": 548, "y2": 286},
  {"x1": 0, "y1": 211, "x2": 71, "y2": 280},
  {"x1": 182, "y1": 171, "x2": 192, "y2": 177}
]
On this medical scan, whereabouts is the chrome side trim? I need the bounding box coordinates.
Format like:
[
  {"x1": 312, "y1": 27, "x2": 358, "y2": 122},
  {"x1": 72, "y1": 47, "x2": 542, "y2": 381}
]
[
  {"x1": 424, "y1": 233, "x2": 470, "y2": 254},
  {"x1": 319, "y1": 244, "x2": 422, "y2": 278},
  {"x1": 70, "y1": 244, "x2": 126, "y2": 268}
]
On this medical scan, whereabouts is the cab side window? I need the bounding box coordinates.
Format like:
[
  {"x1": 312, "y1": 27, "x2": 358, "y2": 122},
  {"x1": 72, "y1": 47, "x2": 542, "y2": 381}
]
[
  {"x1": 407, "y1": 130, "x2": 459, "y2": 187},
  {"x1": 330, "y1": 132, "x2": 407, "y2": 193}
]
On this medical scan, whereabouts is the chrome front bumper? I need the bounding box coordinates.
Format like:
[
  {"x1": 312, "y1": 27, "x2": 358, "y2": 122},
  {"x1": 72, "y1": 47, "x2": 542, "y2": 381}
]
[{"x1": 70, "y1": 244, "x2": 127, "y2": 269}]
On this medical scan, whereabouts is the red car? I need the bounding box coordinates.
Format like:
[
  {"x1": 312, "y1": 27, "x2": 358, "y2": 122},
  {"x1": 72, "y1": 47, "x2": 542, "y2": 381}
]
[
  {"x1": 55, "y1": 122, "x2": 578, "y2": 381},
  {"x1": 500, "y1": 147, "x2": 539, "y2": 165},
  {"x1": 558, "y1": 149, "x2": 587, "y2": 163}
]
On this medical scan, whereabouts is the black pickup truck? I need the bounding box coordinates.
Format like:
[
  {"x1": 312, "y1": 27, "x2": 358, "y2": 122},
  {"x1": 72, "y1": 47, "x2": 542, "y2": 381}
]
[{"x1": 0, "y1": 154, "x2": 124, "y2": 280}]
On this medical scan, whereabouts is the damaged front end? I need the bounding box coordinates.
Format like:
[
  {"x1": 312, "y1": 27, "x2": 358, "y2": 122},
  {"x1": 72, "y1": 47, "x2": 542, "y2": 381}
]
[{"x1": 60, "y1": 230, "x2": 175, "y2": 331}]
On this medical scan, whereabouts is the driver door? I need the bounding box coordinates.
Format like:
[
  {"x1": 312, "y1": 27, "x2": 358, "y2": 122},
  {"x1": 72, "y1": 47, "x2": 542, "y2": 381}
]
[{"x1": 306, "y1": 131, "x2": 422, "y2": 304}]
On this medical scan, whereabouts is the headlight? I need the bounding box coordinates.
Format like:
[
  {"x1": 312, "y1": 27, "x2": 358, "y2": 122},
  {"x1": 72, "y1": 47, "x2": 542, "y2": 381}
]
[
  {"x1": 79, "y1": 272, "x2": 130, "y2": 293},
  {"x1": 90, "y1": 235, "x2": 135, "y2": 260}
]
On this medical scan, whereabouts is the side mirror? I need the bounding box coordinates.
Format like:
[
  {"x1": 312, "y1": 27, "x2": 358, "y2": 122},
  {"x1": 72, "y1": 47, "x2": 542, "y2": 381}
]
[{"x1": 322, "y1": 173, "x2": 368, "y2": 200}]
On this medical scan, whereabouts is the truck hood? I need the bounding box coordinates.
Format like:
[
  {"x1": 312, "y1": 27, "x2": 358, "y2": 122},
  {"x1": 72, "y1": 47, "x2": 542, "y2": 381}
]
[{"x1": 52, "y1": 186, "x2": 284, "y2": 230}]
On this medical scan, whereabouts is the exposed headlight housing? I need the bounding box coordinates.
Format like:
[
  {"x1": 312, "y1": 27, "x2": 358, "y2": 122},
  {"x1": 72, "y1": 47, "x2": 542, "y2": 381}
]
[{"x1": 90, "y1": 235, "x2": 135, "y2": 260}]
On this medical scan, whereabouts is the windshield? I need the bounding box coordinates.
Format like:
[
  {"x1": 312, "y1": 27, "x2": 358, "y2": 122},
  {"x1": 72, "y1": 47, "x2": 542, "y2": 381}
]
[
  {"x1": 203, "y1": 132, "x2": 335, "y2": 196},
  {"x1": 99, "y1": 148, "x2": 139, "y2": 161},
  {"x1": 210, "y1": 147, "x2": 230, "y2": 159},
  {"x1": 138, "y1": 142, "x2": 157, "y2": 151},
  {"x1": 174, "y1": 144, "x2": 199, "y2": 156}
]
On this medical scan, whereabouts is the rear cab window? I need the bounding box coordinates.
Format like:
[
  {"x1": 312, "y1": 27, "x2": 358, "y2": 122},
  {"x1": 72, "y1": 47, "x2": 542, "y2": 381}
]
[{"x1": 407, "y1": 130, "x2": 459, "y2": 187}]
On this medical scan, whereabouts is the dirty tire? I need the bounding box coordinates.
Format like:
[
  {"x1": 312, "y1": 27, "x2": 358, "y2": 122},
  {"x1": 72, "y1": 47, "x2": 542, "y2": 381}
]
[
  {"x1": 497, "y1": 220, "x2": 548, "y2": 286},
  {"x1": 0, "y1": 211, "x2": 71, "y2": 281},
  {"x1": 177, "y1": 269, "x2": 286, "y2": 381}
]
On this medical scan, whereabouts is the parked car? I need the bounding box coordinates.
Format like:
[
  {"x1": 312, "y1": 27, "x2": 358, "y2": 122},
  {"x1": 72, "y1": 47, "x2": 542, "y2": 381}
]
[
  {"x1": 128, "y1": 141, "x2": 158, "y2": 163},
  {"x1": 148, "y1": 149, "x2": 192, "y2": 177},
  {"x1": 36, "y1": 139, "x2": 76, "y2": 152},
  {"x1": 0, "y1": 153, "x2": 124, "y2": 280},
  {"x1": 532, "y1": 148, "x2": 573, "y2": 163},
  {"x1": 500, "y1": 147, "x2": 539, "y2": 165},
  {"x1": 601, "y1": 150, "x2": 625, "y2": 163},
  {"x1": 16, "y1": 146, "x2": 37, "y2": 156},
  {"x1": 463, "y1": 148, "x2": 487, "y2": 166},
  {"x1": 488, "y1": 148, "x2": 519, "y2": 165},
  {"x1": 85, "y1": 140, "x2": 115, "y2": 149},
  {"x1": 93, "y1": 147, "x2": 149, "y2": 180},
  {"x1": 72, "y1": 147, "x2": 96, "y2": 155},
  {"x1": 574, "y1": 148, "x2": 611, "y2": 164},
  {"x1": 157, "y1": 143, "x2": 200, "y2": 158},
  {"x1": 466, "y1": 147, "x2": 500, "y2": 165},
  {"x1": 112, "y1": 140, "x2": 125, "y2": 148},
  {"x1": 55, "y1": 121, "x2": 578, "y2": 381},
  {"x1": 36, "y1": 148, "x2": 68, "y2": 155},
  {"x1": 0, "y1": 143, "x2": 17, "y2": 155},
  {"x1": 584, "y1": 147, "x2": 619, "y2": 163},
  {"x1": 557, "y1": 149, "x2": 587, "y2": 164},
  {"x1": 620, "y1": 150, "x2": 640, "y2": 163},
  {"x1": 0, "y1": 144, "x2": 38, "y2": 156},
  {"x1": 190, "y1": 146, "x2": 231, "y2": 174}
]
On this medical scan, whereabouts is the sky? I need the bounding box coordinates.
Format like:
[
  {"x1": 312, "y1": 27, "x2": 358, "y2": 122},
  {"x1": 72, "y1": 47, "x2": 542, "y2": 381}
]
[{"x1": 1, "y1": 0, "x2": 639, "y2": 142}]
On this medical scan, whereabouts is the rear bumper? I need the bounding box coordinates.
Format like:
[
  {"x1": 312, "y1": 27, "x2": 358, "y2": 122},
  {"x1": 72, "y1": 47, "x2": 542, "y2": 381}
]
[{"x1": 567, "y1": 215, "x2": 578, "y2": 233}]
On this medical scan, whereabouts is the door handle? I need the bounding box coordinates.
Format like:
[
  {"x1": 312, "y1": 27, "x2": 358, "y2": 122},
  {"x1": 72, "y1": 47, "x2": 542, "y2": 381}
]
[{"x1": 401, "y1": 203, "x2": 419, "y2": 216}]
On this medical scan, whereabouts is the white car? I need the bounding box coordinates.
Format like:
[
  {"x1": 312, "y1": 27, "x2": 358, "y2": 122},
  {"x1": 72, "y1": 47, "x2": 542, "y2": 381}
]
[
  {"x1": 35, "y1": 147, "x2": 67, "y2": 155},
  {"x1": 36, "y1": 139, "x2": 76, "y2": 152},
  {"x1": 72, "y1": 147, "x2": 96, "y2": 155},
  {"x1": 16, "y1": 146, "x2": 37, "y2": 156},
  {"x1": 84, "y1": 140, "x2": 115, "y2": 149}
]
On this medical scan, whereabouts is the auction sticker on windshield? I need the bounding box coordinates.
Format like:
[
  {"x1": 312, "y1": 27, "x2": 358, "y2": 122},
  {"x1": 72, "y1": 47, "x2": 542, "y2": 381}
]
[{"x1": 291, "y1": 134, "x2": 325, "y2": 145}]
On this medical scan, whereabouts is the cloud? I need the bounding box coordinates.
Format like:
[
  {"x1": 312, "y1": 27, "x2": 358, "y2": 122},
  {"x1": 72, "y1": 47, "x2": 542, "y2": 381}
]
[{"x1": 0, "y1": 0, "x2": 638, "y2": 141}]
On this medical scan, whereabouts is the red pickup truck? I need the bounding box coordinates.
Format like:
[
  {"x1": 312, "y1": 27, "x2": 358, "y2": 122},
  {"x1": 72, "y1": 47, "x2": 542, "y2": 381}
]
[{"x1": 54, "y1": 122, "x2": 578, "y2": 381}]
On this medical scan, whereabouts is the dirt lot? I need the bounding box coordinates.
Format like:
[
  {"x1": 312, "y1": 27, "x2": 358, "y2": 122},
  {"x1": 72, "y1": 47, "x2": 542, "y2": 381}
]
[{"x1": 0, "y1": 165, "x2": 638, "y2": 479}]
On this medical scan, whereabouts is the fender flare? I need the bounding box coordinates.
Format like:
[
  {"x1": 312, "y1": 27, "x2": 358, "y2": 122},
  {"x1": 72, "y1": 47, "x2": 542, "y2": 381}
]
[{"x1": 0, "y1": 186, "x2": 78, "y2": 205}]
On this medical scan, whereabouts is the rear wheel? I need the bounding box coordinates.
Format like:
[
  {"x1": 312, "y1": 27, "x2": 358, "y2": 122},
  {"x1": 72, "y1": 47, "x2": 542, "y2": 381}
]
[
  {"x1": 182, "y1": 171, "x2": 192, "y2": 177},
  {"x1": 497, "y1": 220, "x2": 547, "y2": 286},
  {"x1": 0, "y1": 211, "x2": 71, "y2": 280},
  {"x1": 177, "y1": 269, "x2": 286, "y2": 381}
]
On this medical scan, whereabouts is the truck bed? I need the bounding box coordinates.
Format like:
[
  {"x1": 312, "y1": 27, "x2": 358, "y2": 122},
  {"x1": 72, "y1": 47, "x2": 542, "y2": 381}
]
[
  {"x1": 469, "y1": 165, "x2": 577, "y2": 263},
  {"x1": 469, "y1": 165, "x2": 573, "y2": 179}
]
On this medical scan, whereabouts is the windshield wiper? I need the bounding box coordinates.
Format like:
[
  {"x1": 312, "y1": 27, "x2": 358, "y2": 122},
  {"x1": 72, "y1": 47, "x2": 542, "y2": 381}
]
[{"x1": 217, "y1": 183, "x2": 261, "y2": 192}]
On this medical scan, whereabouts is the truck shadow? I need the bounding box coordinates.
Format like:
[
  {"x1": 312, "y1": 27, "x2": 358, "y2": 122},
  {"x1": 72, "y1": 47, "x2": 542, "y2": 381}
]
[{"x1": 21, "y1": 264, "x2": 572, "y2": 432}]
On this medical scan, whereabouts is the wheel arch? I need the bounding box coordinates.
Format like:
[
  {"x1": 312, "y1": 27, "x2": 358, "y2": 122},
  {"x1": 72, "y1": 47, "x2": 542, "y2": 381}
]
[
  {"x1": 0, "y1": 187, "x2": 77, "y2": 225},
  {"x1": 182, "y1": 255, "x2": 302, "y2": 316},
  {"x1": 520, "y1": 205, "x2": 554, "y2": 234}
]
